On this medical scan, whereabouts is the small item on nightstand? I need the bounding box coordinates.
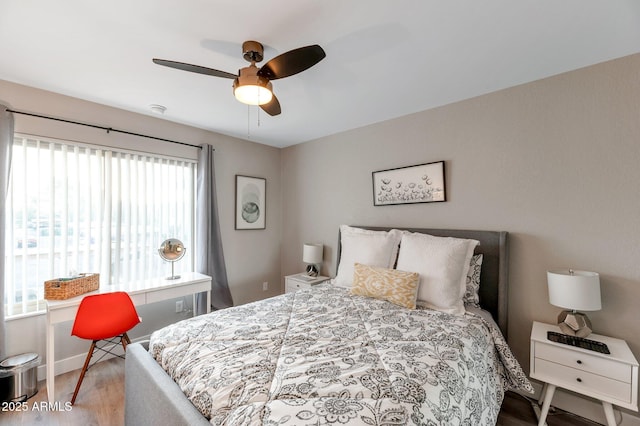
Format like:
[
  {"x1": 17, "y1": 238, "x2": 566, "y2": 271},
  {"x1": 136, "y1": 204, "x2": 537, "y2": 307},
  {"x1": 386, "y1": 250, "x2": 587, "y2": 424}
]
[
  {"x1": 547, "y1": 331, "x2": 610, "y2": 354},
  {"x1": 297, "y1": 274, "x2": 317, "y2": 281}
]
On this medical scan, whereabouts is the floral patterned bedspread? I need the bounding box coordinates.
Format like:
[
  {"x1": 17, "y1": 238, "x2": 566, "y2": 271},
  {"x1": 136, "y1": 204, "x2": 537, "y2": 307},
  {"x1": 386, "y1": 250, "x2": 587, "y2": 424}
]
[{"x1": 149, "y1": 284, "x2": 533, "y2": 425}]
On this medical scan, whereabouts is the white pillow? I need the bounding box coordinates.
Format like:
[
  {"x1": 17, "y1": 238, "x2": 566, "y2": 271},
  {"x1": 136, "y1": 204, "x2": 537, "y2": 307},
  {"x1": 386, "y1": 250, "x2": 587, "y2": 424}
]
[
  {"x1": 334, "y1": 225, "x2": 403, "y2": 287},
  {"x1": 463, "y1": 254, "x2": 483, "y2": 308},
  {"x1": 396, "y1": 232, "x2": 479, "y2": 315}
]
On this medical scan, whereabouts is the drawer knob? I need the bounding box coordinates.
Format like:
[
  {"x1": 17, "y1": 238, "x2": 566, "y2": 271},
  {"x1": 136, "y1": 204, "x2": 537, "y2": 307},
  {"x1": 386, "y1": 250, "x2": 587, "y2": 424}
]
[
  {"x1": 576, "y1": 378, "x2": 582, "y2": 383},
  {"x1": 576, "y1": 360, "x2": 582, "y2": 364}
]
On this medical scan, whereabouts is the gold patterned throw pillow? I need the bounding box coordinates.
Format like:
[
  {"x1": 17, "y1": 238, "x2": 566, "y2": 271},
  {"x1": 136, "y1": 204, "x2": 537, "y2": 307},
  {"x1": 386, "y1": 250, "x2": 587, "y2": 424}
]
[{"x1": 351, "y1": 263, "x2": 420, "y2": 309}]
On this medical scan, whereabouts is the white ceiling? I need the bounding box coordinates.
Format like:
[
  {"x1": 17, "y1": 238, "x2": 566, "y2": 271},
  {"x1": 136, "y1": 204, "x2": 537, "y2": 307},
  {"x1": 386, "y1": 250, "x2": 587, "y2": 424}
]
[{"x1": 1, "y1": 1, "x2": 639, "y2": 148}]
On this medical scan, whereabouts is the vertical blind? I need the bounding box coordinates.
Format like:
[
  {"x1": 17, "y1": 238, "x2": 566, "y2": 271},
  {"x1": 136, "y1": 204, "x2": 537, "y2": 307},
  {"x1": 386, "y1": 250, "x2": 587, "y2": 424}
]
[{"x1": 4, "y1": 135, "x2": 196, "y2": 317}]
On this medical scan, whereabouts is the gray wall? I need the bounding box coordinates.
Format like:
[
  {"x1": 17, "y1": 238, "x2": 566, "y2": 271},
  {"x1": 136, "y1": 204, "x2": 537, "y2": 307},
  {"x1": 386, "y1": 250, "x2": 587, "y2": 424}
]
[
  {"x1": 281, "y1": 53, "x2": 640, "y2": 419},
  {"x1": 3, "y1": 51, "x2": 640, "y2": 422},
  {"x1": 0, "y1": 79, "x2": 282, "y2": 372}
]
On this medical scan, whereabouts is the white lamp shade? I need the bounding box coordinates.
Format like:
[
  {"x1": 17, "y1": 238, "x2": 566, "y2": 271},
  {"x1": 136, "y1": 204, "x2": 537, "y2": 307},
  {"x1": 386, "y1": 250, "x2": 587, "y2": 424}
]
[
  {"x1": 547, "y1": 269, "x2": 601, "y2": 311},
  {"x1": 303, "y1": 243, "x2": 323, "y2": 264}
]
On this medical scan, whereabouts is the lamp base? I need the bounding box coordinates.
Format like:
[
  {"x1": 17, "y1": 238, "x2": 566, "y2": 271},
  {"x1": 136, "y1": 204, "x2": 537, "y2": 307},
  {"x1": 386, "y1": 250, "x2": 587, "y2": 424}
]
[
  {"x1": 305, "y1": 264, "x2": 318, "y2": 277},
  {"x1": 557, "y1": 310, "x2": 593, "y2": 338}
]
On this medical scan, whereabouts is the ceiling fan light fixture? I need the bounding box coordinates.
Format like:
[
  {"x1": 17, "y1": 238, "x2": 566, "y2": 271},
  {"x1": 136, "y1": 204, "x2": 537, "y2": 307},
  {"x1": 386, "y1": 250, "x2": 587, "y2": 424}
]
[
  {"x1": 233, "y1": 67, "x2": 273, "y2": 106},
  {"x1": 234, "y1": 83, "x2": 273, "y2": 106},
  {"x1": 154, "y1": 40, "x2": 325, "y2": 116}
]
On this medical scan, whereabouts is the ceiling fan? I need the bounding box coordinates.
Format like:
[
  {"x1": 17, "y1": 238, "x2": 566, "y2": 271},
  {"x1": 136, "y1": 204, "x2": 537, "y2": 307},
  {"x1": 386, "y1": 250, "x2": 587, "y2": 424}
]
[{"x1": 153, "y1": 41, "x2": 326, "y2": 116}]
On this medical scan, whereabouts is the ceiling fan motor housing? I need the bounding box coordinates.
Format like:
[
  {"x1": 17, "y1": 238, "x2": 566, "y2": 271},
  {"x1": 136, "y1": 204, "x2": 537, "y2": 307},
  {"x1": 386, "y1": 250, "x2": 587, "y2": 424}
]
[{"x1": 242, "y1": 40, "x2": 264, "y2": 63}]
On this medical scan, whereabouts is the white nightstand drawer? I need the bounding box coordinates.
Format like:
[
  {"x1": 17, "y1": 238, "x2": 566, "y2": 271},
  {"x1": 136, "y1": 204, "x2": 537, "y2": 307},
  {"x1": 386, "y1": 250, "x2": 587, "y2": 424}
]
[
  {"x1": 536, "y1": 342, "x2": 632, "y2": 383},
  {"x1": 535, "y1": 358, "x2": 632, "y2": 403},
  {"x1": 284, "y1": 274, "x2": 329, "y2": 294},
  {"x1": 286, "y1": 281, "x2": 310, "y2": 292}
]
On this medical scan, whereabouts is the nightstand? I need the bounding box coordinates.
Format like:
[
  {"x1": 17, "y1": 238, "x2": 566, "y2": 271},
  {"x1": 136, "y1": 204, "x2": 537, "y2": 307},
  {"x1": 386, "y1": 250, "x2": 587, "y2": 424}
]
[
  {"x1": 284, "y1": 274, "x2": 329, "y2": 293},
  {"x1": 530, "y1": 321, "x2": 638, "y2": 426}
]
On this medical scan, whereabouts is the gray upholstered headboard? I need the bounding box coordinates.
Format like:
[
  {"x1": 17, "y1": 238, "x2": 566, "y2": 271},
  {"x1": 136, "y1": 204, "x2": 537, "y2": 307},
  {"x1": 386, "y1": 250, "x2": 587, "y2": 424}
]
[{"x1": 337, "y1": 226, "x2": 509, "y2": 338}]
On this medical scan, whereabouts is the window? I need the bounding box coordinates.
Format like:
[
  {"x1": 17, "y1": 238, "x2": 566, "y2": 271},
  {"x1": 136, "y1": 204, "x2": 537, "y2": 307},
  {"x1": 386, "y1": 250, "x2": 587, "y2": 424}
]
[{"x1": 4, "y1": 135, "x2": 196, "y2": 317}]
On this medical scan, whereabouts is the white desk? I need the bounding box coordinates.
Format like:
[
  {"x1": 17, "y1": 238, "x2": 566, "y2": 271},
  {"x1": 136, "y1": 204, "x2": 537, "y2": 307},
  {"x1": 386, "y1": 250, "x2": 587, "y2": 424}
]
[{"x1": 45, "y1": 271, "x2": 211, "y2": 403}]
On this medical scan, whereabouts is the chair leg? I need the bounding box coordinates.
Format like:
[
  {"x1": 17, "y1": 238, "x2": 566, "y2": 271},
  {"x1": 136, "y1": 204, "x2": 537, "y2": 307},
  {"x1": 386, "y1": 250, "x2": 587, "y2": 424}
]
[
  {"x1": 71, "y1": 340, "x2": 97, "y2": 405},
  {"x1": 121, "y1": 332, "x2": 131, "y2": 351}
]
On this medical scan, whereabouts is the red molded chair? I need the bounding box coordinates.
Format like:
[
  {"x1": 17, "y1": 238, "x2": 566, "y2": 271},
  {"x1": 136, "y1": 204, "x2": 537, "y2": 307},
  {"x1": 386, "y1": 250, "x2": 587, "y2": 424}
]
[{"x1": 70, "y1": 291, "x2": 141, "y2": 405}]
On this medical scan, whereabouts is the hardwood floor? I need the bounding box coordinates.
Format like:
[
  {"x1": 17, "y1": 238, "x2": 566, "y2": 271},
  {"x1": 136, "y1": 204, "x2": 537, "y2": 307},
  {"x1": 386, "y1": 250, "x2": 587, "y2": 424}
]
[
  {"x1": 498, "y1": 391, "x2": 601, "y2": 426},
  {"x1": 0, "y1": 358, "x2": 124, "y2": 426},
  {"x1": 0, "y1": 359, "x2": 598, "y2": 426}
]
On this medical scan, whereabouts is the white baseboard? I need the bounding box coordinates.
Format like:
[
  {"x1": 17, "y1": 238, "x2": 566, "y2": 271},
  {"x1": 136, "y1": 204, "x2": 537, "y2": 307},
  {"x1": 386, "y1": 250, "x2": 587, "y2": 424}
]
[
  {"x1": 523, "y1": 381, "x2": 640, "y2": 426},
  {"x1": 37, "y1": 334, "x2": 150, "y2": 382}
]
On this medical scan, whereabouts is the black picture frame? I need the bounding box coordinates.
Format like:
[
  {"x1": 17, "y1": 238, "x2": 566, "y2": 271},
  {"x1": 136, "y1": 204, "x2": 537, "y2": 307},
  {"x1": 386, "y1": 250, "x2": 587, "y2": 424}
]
[
  {"x1": 235, "y1": 175, "x2": 266, "y2": 229},
  {"x1": 372, "y1": 161, "x2": 446, "y2": 206}
]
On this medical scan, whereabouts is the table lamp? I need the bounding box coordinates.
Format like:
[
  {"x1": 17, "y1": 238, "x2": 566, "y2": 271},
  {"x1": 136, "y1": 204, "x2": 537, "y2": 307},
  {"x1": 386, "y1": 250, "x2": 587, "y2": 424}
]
[
  {"x1": 303, "y1": 243, "x2": 323, "y2": 277},
  {"x1": 547, "y1": 269, "x2": 601, "y2": 338}
]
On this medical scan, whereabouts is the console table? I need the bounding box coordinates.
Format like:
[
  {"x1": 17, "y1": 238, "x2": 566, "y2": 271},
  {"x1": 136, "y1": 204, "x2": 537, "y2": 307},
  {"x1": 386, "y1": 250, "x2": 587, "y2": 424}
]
[{"x1": 45, "y1": 271, "x2": 212, "y2": 403}]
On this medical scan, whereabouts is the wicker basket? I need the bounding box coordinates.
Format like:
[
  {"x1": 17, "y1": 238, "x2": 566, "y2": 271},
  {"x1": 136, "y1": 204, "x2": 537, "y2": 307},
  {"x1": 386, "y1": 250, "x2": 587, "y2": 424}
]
[{"x1": 44, "y1": 273, "x2": 100, "y2": 300}]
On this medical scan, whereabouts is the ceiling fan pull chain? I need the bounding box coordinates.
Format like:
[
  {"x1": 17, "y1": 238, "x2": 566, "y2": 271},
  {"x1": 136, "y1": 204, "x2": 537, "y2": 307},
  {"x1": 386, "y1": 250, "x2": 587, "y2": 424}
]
[
  {"x1": 257, "y1": 105, "x2": 261, "y2": 128},
  {"x1": 247, "y1": 104, "x2": 251, "y2": 139}
]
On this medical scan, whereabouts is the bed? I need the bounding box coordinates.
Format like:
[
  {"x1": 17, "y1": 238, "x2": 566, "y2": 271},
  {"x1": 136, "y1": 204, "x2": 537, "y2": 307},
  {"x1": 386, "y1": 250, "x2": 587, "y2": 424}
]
[{"x1": 124, "y1": 227, "x2": 533, "y2": 425}]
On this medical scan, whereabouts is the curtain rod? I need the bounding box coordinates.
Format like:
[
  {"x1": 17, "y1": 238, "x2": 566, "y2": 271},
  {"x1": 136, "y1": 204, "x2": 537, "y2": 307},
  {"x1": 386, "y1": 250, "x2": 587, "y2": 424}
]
[{"x1": 6, "y1": 109, "x2": 205, "y2": 150}]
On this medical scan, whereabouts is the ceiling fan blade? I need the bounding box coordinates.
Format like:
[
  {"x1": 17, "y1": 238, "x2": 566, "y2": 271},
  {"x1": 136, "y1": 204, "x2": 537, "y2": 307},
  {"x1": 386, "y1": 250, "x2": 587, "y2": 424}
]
[
  {"x1": 152, "y1": 59, "x2": 237, "y2": 79},
  {"x1": 257, "y1": 45, "x2": 326, "y2": 80},
  {"x1": 260, "y1": 94, "x2": 281, "y2": 116}
]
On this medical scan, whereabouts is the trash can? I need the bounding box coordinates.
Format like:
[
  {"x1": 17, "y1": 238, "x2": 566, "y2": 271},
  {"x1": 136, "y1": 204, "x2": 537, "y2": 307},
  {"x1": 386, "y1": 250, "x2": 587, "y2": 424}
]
[{"x1": 0, "y1": 353, "x2": 40, "y2": 402}]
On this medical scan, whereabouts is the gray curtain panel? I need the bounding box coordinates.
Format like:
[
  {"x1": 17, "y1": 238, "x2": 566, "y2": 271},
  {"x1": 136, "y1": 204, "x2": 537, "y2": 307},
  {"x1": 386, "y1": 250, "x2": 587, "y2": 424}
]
[
  {"x1": 195, "y1": 144, "x2": 233, "y2": 313},
  {"x1": 0, "y1": 106, "x2": 14, "y2": 360}
]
